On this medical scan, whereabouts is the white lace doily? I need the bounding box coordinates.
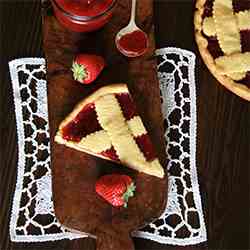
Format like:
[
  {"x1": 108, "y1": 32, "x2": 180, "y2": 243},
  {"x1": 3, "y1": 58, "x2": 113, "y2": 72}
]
[{"x1": 9, "y1": 48, "x2": 207, "y2": 245}]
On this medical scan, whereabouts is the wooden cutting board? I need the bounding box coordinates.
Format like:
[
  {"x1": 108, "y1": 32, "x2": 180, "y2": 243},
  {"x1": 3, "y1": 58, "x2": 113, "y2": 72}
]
[{"x1": 42, "y1": 1, "x2": 168, "y2": 249}]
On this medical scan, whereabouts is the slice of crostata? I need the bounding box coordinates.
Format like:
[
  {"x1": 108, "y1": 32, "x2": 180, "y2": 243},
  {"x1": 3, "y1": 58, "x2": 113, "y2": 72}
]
[{"x1": 55, "y1": 84, "x2": 164, "y2": 178}]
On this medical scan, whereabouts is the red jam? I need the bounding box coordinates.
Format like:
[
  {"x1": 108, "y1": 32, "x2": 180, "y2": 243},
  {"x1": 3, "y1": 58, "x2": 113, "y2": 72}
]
[
  {"x1": 241, "y1": 30, "x2": 250, "y2": 53},
  {"x1": 206, "y1": 36, "x2": 224, "y2": 58},
  {"x1": 115, "y1": 93, "x2": 137, "y2": 120},
  {"x1": 135, "y1": 134, "x2": 156, "y2": 162},
  {"x1": 241, "y1": 72, "x2": 250, "y2": 86},
  {"x1": 52, "y1": 0, "x2": 116, "y2": 32},
  {"x1": 202, "y1": 0, "x2": 213, "y2": 18},
  {"x1": 100, "y1": 146, "x2": 119, "y2": 161},
  {"x1": 233, "y1": 0, "x2": 250, "y2": 12},
  {"x1": 62, "y1": 103, "x2": 101, "y2": 142},
  {"x1": 117, "y1": 30, "x2": 148, "y2": 56}
]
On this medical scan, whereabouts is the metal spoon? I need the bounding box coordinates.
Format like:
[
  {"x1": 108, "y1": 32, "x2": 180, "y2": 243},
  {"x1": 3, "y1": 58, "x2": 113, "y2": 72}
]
[{"x1": 115, "y1": 0, "x2": 149, "y2": 57}]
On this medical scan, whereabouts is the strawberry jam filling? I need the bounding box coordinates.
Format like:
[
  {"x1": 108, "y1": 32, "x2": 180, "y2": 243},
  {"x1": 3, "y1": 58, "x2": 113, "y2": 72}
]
[
  {"x1": 100, "y1": 146, "x2": 119, "y2": 161},
  {"x1": 115, "y1": 93, "x2": 138, "y2": 120},
  {"x1": 239, "y1": 72, "x2": 250, "y2": 86},
  {"x1": 240, "y1": 30, "x2": 250, "y2": 86},
  {"x1": 117, "y1": 30, "x2": 148, "y2": 54},
  {"x1": 206, "y1": 36, "x2": 224, "y2": 58},
  {"x1": 62, "y1": 103, "x2": 101, "y2": 142},
  {"x1": 233, "y1": 0, "x2": 250, "y2": 12},
  {"x1": 135, "y1": 134, "x2": 156, "y2": 162},
  {"x1": 241, "y1": 30, "x2": 250, "y2": 53},
  {"x1": 202, "y1": 0, "x2": 213, "y2": 18}
]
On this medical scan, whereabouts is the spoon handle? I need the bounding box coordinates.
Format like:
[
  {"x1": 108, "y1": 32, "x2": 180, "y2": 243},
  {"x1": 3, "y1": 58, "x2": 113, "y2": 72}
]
[{"x1": 129, "y1": 0, "x2": 137, "y2": 26}]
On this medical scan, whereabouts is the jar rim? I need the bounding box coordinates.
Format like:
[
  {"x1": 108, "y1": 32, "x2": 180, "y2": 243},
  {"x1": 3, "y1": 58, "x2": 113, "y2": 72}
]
[{"x1": 51, "y1": 0, "x2": 117, "y2": 21}]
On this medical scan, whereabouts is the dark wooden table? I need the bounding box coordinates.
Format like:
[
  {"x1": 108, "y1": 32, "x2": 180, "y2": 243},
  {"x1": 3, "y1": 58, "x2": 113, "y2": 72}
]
[{"x1": 0, "y1": 1, "x2": 249, "y2": 250}]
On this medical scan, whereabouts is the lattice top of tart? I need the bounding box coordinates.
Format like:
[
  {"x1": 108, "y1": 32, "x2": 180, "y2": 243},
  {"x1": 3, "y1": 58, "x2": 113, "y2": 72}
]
[
  {"x1": 194, "y1": 0, "x2": 250, "y2": 101},
  {"x1": 55, "y1": 84, "x2": 165, "y2": 178}
]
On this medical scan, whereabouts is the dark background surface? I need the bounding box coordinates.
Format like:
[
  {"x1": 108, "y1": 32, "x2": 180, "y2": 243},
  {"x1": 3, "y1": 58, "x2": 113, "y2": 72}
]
[{"x1": 0, "y1": 1, "x2": 249, "y2": 250}]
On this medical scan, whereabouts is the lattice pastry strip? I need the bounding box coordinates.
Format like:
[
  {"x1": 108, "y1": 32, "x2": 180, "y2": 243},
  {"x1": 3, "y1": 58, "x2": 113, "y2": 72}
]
[
  {"x1": 237, "y1": 10, "x2": 250, "y2": 30},
  {"x1": 203, "y1": 10, "x2": 250, "y2": 37},
  {"x1": 213, "y1": 0, "x2": 241, "y2": 55},
  {"x1": 127, "y1": 116, "x2": 147, "y2": 137},
  {"x1": 202, "y1": 17, "x2": 216, "y2": 37},
  {"x1": 79, "y1": 130, "x2": 112, "y2": 153},
  {"x1": 215, "y1": 52, "x2": 250, "y2": 74}
]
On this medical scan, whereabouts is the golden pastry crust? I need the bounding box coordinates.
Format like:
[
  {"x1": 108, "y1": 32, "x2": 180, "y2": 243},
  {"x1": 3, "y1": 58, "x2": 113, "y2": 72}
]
[
  {"x1": 55, "y1": 133, "x2": 114, "y2": 162},
  {"x1": 194, "y1": 0, "x2": 250, "y2": 101}
]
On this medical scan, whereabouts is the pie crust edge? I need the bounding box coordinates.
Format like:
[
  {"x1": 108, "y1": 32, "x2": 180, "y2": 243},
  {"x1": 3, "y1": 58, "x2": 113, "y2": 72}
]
[{"x1": 194, "y1": 0, "x2": 250, "y2": 101}]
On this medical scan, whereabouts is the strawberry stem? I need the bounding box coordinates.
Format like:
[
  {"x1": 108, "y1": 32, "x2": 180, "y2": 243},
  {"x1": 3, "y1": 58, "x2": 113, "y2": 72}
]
[
  {"x1": 122, "y1": 182, "x2": 136, "y2": 208},
  {"x1": 71, "y1": 62, "x2": 87, "y2": 82}
]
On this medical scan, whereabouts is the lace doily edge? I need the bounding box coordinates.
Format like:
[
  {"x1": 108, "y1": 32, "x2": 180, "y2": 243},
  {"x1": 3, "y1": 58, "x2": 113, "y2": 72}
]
[
  {"x1": 8, "y1": 58, "x2": 46, "y2": 242},
  {"x1": 10, "y1": 232, "x2": 86, "y2": 243},
  {"x1": 185, "y1": 48, "x2": 208, "y2": 244},
  {"x1": 133, "y1": 231, "x2": 207, "y2": 246}
]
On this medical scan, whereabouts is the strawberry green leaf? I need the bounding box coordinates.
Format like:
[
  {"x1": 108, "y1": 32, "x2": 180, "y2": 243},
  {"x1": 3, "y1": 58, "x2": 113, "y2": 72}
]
[
  {"x1": 122, "y1": 182, "x2": 136, "y2": 208},
  {"x1": 71, "y1": 62, "x2": 88, "y2": 82}
]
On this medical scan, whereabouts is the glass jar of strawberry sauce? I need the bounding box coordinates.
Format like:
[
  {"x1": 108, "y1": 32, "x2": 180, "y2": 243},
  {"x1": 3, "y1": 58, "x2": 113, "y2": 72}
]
[{"x1": 51, "y1": 0, "x2": 117, "y2": 32}]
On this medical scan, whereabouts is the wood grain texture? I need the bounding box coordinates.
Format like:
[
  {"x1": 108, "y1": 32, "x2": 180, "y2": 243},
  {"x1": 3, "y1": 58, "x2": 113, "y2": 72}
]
[
  {"x1": 0, "y1": 1, "x2": 249, "y2": 250},
  {"x1": 43, "y1": 1, "x2": 167, "y2": 249}
]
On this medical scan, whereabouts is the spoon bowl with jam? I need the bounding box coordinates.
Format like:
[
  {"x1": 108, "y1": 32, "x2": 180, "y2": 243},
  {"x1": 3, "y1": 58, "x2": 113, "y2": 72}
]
[{"x1": 115, "y1": 0, "x2": 149, "y2": 57}]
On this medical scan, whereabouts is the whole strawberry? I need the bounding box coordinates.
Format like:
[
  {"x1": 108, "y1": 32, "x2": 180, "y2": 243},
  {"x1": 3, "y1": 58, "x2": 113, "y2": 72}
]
[
  {"x1": 95, "y1": 174, "x2": 136, "y2": 208},
  {"x1": 71, "y1": 54, "x2": 105, "y2": 84}
]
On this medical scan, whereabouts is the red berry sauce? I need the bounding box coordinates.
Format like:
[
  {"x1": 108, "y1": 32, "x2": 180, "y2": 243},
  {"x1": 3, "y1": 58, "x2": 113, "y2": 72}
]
[
  {"x1": 206, "y1": 36, "x2": 224, "y2": 58},
  {"x1": 241, "y1": 30, "x2": 250, "y2": 53},
  {"x1": 135, "y1": 134, "x2": 156, "y2": 162},
  {"x1": 62, "y1": 103, "x2": 101, "y2": 142},
  {"x1": 233, "y1": 0, "x2": 250, "y2": 12},
  {"x1": 202, "y1": 0, "x2": 213, "y2": 18},
  {"x1": 117, "y1": 30, "x2": 148, "y2": 55},
  {"x1": 100, "y1": 146, "x2": 119, "y2": 161},
  {"x1": 115, "y1": 93, "x2": 138, "y2": 120}
]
